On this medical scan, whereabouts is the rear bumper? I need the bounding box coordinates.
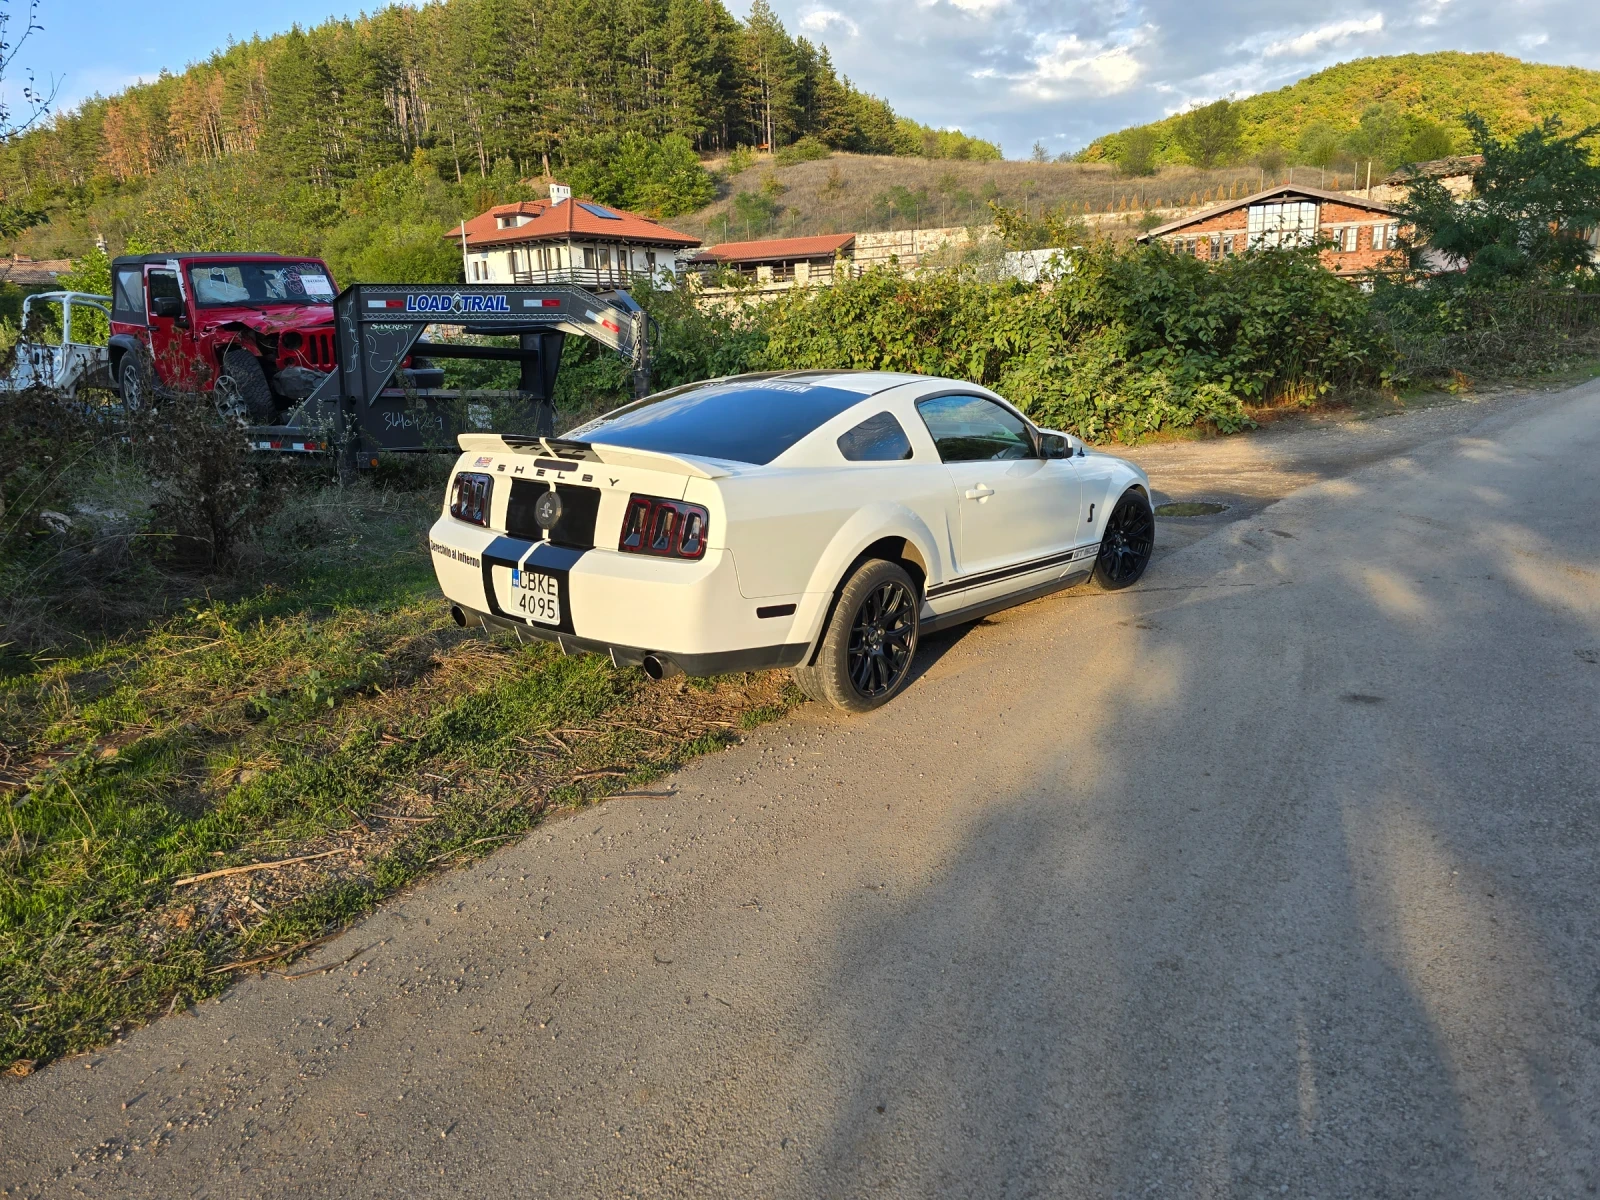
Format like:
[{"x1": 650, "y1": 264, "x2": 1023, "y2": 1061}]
[
  {"x1": 429, "y1": 516, "x2": 814, "y2": 676},
  {"x1": 449, "y1": 604, "x2": 808, "y2": 675}
]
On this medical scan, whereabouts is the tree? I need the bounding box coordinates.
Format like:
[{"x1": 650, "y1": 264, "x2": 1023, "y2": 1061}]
[
  {"x1": 1296, "y1": 121, "x2": 1343, "y2": 170},
  {"x1": 0, "y1": 0, "x2": 55, "y2": 138},
  {"x1": 1345, "y1": 103, "x2": 1408, "y2": 171},
  {"x1": 1174, "y1": 98, "x2": 1241, "y2": 169},
  {"x1": 1402, "y1": 118, "x2": 1455, "y2": 165},
  {"x1": 563, "y1": 132, "x2": 715, "y2": 217},
  {"x1": 1396, "y1": 114, "x2": 1600, "y2": 287},
  {"x1": 1030, "y1": 140, "x2": 1048, "y2": 163},
  {"x1": 1117, "y1": 127, "x2": 1157, "y2": 176}
]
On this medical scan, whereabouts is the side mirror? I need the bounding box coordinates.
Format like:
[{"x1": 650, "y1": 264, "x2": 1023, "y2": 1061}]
[
  {"x1": 150, "y1": 296, "x2": 185, "y2": 320},
  {"x1": 1038, "y1": 432, "x2": 1070, "y2": 459}
]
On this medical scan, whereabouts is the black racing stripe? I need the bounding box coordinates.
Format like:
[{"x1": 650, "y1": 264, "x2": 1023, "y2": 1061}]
[
  {"x1": 480, "y1": 537, "x2": 585, "y2": 635},
  {"x1": 926, "y1": 543, "x2": 1100, "y2": 600}
]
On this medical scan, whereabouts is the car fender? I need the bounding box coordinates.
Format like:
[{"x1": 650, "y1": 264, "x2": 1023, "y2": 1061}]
[
  {"x1": 1080, "y1": 454, "x2": 1150, "y2": 528},
  {"x1": 793, "y1": 501, "x2": 945, "y2": 645},
  {"x1": 107, "y1": 333, "x2": 144, "y2": 378}
]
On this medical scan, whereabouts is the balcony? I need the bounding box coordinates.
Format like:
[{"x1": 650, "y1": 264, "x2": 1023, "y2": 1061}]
[{"x1": 511, "y1": 266, "x2": 661, "y2": 289}]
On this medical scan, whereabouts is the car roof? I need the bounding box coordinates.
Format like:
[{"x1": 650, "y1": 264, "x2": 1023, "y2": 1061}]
[{"x1": 110, "y1": 253, "x2": 328, "y2": 267}]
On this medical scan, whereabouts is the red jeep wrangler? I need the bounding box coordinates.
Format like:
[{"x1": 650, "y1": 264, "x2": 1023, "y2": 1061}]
[{"x1": 108, "y1": 252, "x2": 442, "y2": 423}]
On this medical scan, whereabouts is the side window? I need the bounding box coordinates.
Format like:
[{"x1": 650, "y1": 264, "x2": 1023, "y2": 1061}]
[
  {"x1": 112, "y1": 267, "x2": 145, "y2": 321},
  {"x1": 837, "y1": 411, "x2": 912, "y2": 462},
  {"x1": 147, "y1": 270, "x2": 181, "y2": 304},
  {"x1": 915, "y1": 395, "x2": 1036, "y2": 463}
]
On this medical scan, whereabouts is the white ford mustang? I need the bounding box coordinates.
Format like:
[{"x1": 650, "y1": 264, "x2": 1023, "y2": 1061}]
[{"x1": 429, "y1": 370, "x2": 1154, "y2": 711}]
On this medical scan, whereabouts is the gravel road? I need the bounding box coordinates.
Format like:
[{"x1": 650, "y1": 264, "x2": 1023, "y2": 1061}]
[{"x1": 5, "y1": 382, "x2": 1598, "y2": 1199}]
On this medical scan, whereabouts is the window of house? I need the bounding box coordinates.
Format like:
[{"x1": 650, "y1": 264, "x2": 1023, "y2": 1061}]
[
  {"x1": 1208, "y1": 234, "x2": 1222, "y2": 259},
  {"x1": 583, "y1": 247, "x2": 597, "y2": 270},
  {"x1": 1338, "y1": 226, "x2": 1358, "y2": 253},
  {"x1": 646, "y1": 251, "x2": 657, "y2": 274},
  {"x1": 1247, "y1": 201, "x2": 1319, "y2": 249}
]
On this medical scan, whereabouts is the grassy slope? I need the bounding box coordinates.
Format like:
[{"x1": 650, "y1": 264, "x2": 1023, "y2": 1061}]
[
  {"x1": 0, "y1": 481, "x2": 794, "y2": 1072},
  {"x1": 1081, "y1": 52, "x2": 1600, "y2": 164},
  {"x1": 673, "y1": 152, "x2": 1270, "y2": 242}
]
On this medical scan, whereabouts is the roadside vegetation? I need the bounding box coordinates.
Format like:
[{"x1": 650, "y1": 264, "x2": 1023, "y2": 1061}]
[{"x1": 0, "y1": 420, "x2": 796, "y2": 1074}]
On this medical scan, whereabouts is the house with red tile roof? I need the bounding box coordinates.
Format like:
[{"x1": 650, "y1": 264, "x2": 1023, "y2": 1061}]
[
  {"x1": 688, "y1": 233, "x2": 856, "y2": 294},
  {"x1": 446, "y1": 186, "x2": 702, "y2": 288}
]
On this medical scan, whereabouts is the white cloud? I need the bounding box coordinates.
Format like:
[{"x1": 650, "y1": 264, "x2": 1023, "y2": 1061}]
[
  {"x1": 947, "y1": 0, "x2": 1010, "y2": 12},
  {"x1": 1263, "y1": 14, "x2": 1384, "y2": 58},
  {"x1": 1517, "y1": 31, "x2": 1549, "y2": 49},
  {"x1": 1010, "y1": 28, "x2": 1148, "y2": 100},
  {"x1": 799, "y1": 8, "x2": 860, "y2": 37}
]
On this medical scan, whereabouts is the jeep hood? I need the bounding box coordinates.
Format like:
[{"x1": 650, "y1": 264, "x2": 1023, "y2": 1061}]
[{"x1": 206, "y1": 307, "x2": 334, "y2": 336}]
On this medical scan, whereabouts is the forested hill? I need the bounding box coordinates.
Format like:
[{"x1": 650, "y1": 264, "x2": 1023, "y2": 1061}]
[
  {"x1": 0, "y1": 0, "x2": 996, "y2": 271},
  {"x1": 1080, "y1": 52, "x2": 1600, "y2": 169}
]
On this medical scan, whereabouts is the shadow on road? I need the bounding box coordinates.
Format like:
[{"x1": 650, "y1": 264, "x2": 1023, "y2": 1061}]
[{"x1": 783, "y1": 411, "x2": 1600, "y2": 1196}]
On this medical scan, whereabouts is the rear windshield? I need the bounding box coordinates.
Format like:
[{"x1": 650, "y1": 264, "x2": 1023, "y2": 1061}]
[
  {"x1": 568, "y1": 379, "x2": 870, "y2": 465},
  {"x1": 187, "y1": 261, "x2": 335, "y2": 307}
]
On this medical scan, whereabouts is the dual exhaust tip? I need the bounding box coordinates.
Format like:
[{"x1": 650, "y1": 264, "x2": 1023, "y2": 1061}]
[{"x1": 451, "y1": 604, "x2": 681, "y2": 681}]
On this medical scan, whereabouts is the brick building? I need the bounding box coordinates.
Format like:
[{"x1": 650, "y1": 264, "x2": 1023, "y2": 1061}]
[{"x1": 1138, "y1": 184, "x2": 1405, "y2": 276}]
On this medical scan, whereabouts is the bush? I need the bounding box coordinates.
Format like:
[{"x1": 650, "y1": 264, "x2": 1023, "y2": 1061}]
[
  {"x1": 130, "y1": 396, "x2": 293, "y2": 566},
  {"x1": 1372, "y1": 282, "x2": 1600, "y2": 380},
  {"x1": 761, "y1": 239, "x2": 1386, "y2": 442},
  {"x1": 773, "y1": 137, "x2": 832, "y2": 167}
]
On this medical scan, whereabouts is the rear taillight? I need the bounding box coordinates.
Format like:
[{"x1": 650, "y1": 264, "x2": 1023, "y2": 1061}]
[
  {"x1": 450, "y1": 472, "x2": 492, "y2": 526},
  {"x1": 619, "y1": 494, "x2": 708, "y2": 560}
]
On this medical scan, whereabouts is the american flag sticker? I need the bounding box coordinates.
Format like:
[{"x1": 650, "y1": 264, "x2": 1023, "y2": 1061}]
[{"x1": 475, "y1": 456, "x2": 493, "y2": 467}]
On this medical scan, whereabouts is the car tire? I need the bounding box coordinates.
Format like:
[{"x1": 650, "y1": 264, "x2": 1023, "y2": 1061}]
[
  {"x1": 1089, "y1": 487, "x2": 1155, "y2": 590},
  {"x1": 793, "y1": 559, "x2": 920, "y2": 713},
  {"x1": 216, "y1": 348, "x2": 275, "y2": 424},
  {"x1": 118, "y1": 354, "x2": 149, "y2": 413}
]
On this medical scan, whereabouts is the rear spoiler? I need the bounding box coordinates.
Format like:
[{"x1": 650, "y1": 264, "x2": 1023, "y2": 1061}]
[{"x1": 456, "y1": 432, "x2": 734, "y2": 480}]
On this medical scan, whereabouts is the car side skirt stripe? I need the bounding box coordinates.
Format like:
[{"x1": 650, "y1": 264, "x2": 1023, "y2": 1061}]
[
  {"x1": 925, "y1": 543, "x2": 1100, "y2": 601},
  {"x1": 921, "y1": 570, "x2": 1092, "y2": 635}
]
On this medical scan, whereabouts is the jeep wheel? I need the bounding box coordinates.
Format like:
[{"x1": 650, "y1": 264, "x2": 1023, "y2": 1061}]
[
  {"x1": 216, "y1": 349, "x2": 275, "y2": 425},
  {"x1": 118, "y1": 355, "x2": 149, "y2": 413}
]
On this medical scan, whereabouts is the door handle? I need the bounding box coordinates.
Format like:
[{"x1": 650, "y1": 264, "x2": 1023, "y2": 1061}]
[{"x1": 964, "y1": 485, "x2": 995, "y2": 500}]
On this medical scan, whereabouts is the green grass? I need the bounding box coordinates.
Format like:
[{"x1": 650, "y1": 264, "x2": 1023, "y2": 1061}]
[{"x1": 1, "y1": 480, "x2": 799, "y2": 1073}]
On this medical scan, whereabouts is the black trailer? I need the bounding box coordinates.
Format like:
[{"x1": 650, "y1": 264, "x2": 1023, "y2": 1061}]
[{"x1": 249, "y1": 282, "x2": 651, "y2": 470}]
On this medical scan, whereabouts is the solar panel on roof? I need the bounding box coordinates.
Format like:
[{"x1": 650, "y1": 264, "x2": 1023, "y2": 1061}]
[{"x1": 577, "y1": 202, "x2": 623, "y2": 220}]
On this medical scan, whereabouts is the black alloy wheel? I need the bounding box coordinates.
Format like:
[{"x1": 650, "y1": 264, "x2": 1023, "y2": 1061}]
[
  {"x1": 792, "y1": 558, "x2": 921, "y2": 712},
  {"x1": 847, "y1": 578, "x2": 916, "y2": 700},
  {"x1": 1092, "y1": 489, "x2": 1155, "y2": 590}
]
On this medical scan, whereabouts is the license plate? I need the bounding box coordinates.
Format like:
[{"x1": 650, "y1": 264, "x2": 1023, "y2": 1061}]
[{"x1": 498, "y1": 565, "x2": 561, "y2": 626}]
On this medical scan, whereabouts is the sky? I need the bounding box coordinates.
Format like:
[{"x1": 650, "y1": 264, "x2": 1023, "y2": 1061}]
[{"x1": 6, "y1": 0, "x2": 1600, "y2": 158}]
